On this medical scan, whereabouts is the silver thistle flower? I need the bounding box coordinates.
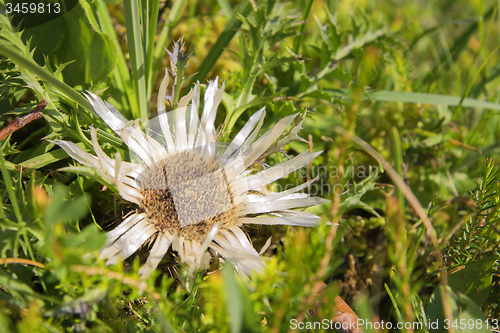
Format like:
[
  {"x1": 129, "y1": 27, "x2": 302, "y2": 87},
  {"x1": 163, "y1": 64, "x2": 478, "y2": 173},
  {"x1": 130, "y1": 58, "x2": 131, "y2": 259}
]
[{"x1": 54, "y1": 70, "x2": 326, "y2": 278}]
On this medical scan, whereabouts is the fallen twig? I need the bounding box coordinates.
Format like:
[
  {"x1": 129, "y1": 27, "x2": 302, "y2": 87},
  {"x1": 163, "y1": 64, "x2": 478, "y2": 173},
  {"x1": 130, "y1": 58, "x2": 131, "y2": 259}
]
[{"x1": 0, "y1": 100, "x2": 47, "y2": 141}]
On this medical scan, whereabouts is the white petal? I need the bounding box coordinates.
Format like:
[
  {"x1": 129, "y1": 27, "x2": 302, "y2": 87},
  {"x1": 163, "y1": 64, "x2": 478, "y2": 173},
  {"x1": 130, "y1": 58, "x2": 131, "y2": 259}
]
[
  {"x1": 272, "y1": 210, "x2": 324, "y2": 219},
  {"x1": 195, "y1": 220, "x2": 222, "y2": 256},
  {"x1": 113, "y1": 151, "x2": 124, "y2": 185},
  {"x1": 194, "y1": 126, "x2": 208, "y2": 151},
  {"x1": 105, "y1": 213, "x2": 148, "y2": 246},
  {"x1": 146, "y1": 135, "x2": 168, "y2": 159},
  {"x1": 103, "y1": 222, "x2": 157, "y2": 265},
  {"x1": 157, "y1": 69, "x2": 176, "y2": 152},
  {"x1": 188, "y1": 84, "x2": 201, "y2": 149},
  {"x1": 90, "y1": 127, "x2": 115, "y2": 177},
  {"x1": 172, "y1": 237, "x2": 207, "y2": 271},
  {"x1": 242, "y1": 113, "x2": 298, "y2": 167},
  {"x1": 213, "y1": 230, "x2": 262, "y2": 262},
  {"x1": 231, "y1": 151, "x2": 322, "y2": 195},
  {"x1": 244, "y1": 177, "x2": 318, "y2": 203},
  {"x1": 53, "y1": 140, "x2": 115, "y2": 185},
  {"x1": 129, "y1": 126, "x2": 161, "y2": 161},
  {"x1": 156, "y1": 68, "x2": 169, "y2": 115},
  {"x1": 225, "y1": 226, "x2": 256, "y2": 254},
  {"x1": 123, "y1": 164, "x2": 147, "y2": 181},
  {"x1": 86, "y1": 92, "x2": 128, "y2": 133},
  {"x1": 121, "y1": 129, "x2": 153, "y2": 166},
  {"x1": 104, "y1": 101, "x2": 132, "y2": 130},
  {"x1": 117, "y1": 179, "x2": 143, "y2": 205},
  {"x1": 174, "y1": 106, "x2": 188, "y2": 151},
  {"x1": 197, "y1": 78, "x2": 224, "y2": 154},
  {"x1": 210, "y1": 232, "x2": 265, "y2": 275},
  {"x1": 190, "y1": 241, "x2": 210, "y2": 269},
  {"x1": 238, "y1": 108, "x2": 266, "y2": 154},
  {"x1": 219, "y1": 108, "x2": 266, "y2": 163},
  {"x1": 200, "y1": 78, "x2": 221, "y2": 137},
  {"x1": 223, "y1": 152, "x2": 248, "y2": 185},
  {"x1": 118, "y1": 174, "x2": 141, "y2": 190},
  {"x1": 178, "y1": 87, "x2": 194, "y2": 108},
  {"x1": 259, "y1": 237, "x2": 272, "y2": 255},
  {"x1": 237, "y1": 197, "x2": 328, "y2": 216},
  {"x1": 54, "y1": 140, "x2": 99, "y2": 168},
  {"x1": 138, "y1": 232, "x2": 173, "y2": 277},
  {"x1": 238, "y1": 216, "x2": 322, "y2": 227}
]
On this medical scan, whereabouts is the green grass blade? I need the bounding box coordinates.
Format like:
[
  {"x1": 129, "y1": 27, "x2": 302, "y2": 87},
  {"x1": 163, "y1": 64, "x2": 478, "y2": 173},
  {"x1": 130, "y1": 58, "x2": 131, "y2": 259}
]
[
  {"x1": 452, "y1": 44, "x2": 500, "y2": 121},
  {"x1": 367, "y1": 90, "x2": 500, "y2": 111},
  {"x1": 94, "y1": 0, "x2": 135, "y2": 119},
  {"x1": 384, "y1": 284, "x2": 404, "y2": 322},
  {"x1": 0, "y1": 148, "x2": 35, "y2": 260},
  {"x1": 146, "y1": 0, "x2": 161, "y2": 98},
  {"x1": 0, "y1": 150, "x2": 23, "y2": 224},
  {"x1": 292, "y1": 0, "x2": 314, "y2": 54},
  {"x1": 188, "y1": 0, "x2": 253, "y2": 86},
  {"x1": 17, "y1": 145, "x2": 85, "y2": 170},
  {"x1": 422, "y1": 6, "x2": 495, "y2": 82},
  {"x1": 141, "y1": 0, "x2": 150, "y2": 97},
  {"x1": 391, "y1": 127, "x2": 405, "y2": 216},
  {"x1": 123, "y1": 0, "x2": 148, "y2": 119}
]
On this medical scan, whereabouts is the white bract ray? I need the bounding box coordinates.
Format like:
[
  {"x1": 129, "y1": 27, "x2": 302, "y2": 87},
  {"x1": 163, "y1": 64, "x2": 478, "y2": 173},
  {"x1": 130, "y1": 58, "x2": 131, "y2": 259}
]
[{"x1": 55, "y1": 71, "x2": 326, "y2": 278}]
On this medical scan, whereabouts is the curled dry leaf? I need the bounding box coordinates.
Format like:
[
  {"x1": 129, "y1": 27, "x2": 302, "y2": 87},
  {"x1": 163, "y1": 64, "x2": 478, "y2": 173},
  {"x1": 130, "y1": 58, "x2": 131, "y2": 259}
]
[
  {"x1": 331, "y1": 295, "x2": 363, "y2": 333},
  {"x1": 310, "y1": 282, "x2": 367, "y2": 333}
]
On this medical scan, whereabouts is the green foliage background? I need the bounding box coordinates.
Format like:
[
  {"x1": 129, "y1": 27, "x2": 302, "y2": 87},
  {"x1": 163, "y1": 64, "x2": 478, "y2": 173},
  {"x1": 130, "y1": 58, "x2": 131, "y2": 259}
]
[{"x1": 1, "y1": 0, "x2": 500, "y2": 331}]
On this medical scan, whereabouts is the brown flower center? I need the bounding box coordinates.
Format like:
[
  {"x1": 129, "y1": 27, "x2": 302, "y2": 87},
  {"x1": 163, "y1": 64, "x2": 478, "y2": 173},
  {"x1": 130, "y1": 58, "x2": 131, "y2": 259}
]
[{"x1": 139, "y1": 151, "x2": 235, "y2": 241}]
